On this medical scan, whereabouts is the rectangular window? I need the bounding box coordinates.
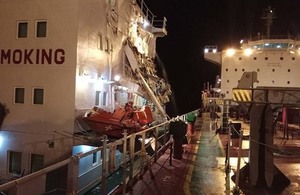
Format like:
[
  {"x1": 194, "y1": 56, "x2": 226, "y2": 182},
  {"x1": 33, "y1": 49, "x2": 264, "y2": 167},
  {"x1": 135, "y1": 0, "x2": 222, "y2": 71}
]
[
  {"x1": 8, "y1": 151, "x2": 22, "y2": 175},
  {"x1": 92, "y1": 152, "x2": 97, "y2": 165},
  {"x1": 17, "y1": 21, "x2": 28, "y2": 38},
  {"x1": 97, "y1": 34, "x2": 103, "y2": 50},
  {"x1": 36, "y1": 21, "x2": 47, "y2": 37},
  {"x1": 114, "y1": 92, "x2": 117, "y2": 102},
  {"x1": 33, "y1": 88, "x2": 44, "y2": 105},
  {"x1": 14, "y1": 87, "x2": 25, "y2": 104},
  {"x1": 105, "y1": 37, "x2": 110, "y2": 53},
  {"x1": 30, "y1": 154, "x2": 44, "y2": 173},
  {"x1": 102, "y1": 91, "x2": 107, "y2": 106},
  {"x1": 95, "y1": 91, "x2": 101, "y2": 106}
]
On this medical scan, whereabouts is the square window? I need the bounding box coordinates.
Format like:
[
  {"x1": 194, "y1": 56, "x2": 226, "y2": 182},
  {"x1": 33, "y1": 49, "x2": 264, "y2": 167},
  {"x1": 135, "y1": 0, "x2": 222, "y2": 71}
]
[
  {"x1": 33, "y1": 88, "x2": 44, "y2": 105},
  {"x1": 8, "y1": 151, "x2": 22, "y2": 175},
  {"x1": 36, "y1": 21, "x2": 47, "y2": 37},
  {"x1": 17, "y1": 22, "x2": 28, "y2": 38},
  {"x1": 30, "y1": 154, "x2": 44, "y2": 173},
  {"x1": 14, "y1": 87, "x2": 25, "y2": 104}
]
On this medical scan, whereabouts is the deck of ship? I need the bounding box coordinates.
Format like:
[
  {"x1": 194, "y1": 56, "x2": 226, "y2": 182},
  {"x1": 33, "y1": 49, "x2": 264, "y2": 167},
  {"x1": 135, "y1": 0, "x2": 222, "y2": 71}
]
[{"x1": 125, "y1": 113, "x2": 300, "y2": 195}]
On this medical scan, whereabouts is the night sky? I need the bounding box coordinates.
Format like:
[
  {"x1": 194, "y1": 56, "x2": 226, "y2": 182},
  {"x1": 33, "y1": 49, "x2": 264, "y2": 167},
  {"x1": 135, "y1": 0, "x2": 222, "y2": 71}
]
[{"x1": 145, "y1": 0, "x2": 300, "y2": 117}]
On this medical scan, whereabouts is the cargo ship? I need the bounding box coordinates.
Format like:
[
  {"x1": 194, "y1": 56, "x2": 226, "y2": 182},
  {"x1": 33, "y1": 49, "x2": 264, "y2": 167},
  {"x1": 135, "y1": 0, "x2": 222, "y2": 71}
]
[{"x1": 204, "y1": 6, "x2": 300, "y2": 192}]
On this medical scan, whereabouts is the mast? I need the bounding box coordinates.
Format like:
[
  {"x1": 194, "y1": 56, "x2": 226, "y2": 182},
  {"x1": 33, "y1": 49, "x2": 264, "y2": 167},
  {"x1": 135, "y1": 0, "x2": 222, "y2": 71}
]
[{"x1": 261, "y1": 6, "x2": 276, "y2": 39}]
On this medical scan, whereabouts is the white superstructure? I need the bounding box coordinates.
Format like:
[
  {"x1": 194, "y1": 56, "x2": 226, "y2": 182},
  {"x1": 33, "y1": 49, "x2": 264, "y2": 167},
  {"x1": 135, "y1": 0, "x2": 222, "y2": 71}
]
[
  {"x1": 205, "y1": 37, "x2": 300, "y2": 99},
  {"x1": 204, "y1": 7, "x2": 300, "y2": 101},
  {"x1": 0, "y1": 0, "x2": 169, "y2": 188}
]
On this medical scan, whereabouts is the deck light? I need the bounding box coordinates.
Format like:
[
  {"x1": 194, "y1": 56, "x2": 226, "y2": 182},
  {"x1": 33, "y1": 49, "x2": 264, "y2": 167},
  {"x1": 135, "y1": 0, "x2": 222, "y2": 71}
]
[
  {"x1": 244, "y1": 48, "x2": 253, "y2": 56},
  {"x1": 143, "y1": 19, "x2": 149, "y2": 28},
  {"x1": 114, "y1": 75, "x2": 121, "y2": 82},
  {"x1": 289, "y1": 50, "x2": 295, "y2": 54},
  {"x1": 226, "y1": 48, "x2": 235, "y2": 57}
]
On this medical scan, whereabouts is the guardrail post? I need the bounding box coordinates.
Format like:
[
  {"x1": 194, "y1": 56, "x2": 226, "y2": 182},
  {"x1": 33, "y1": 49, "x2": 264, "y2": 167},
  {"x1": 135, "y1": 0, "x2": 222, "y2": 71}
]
[
  {"x1": 101, "y1": 135, "x2": 108, "y2": 195},
  {"x1": 154, "y1": 127, "x2": 159, "y2": 162},
  {"x1": 169, "y1": 135, "x2": 173, "y2": 166},
  {"x1": 139, "y1": 131, "x2": 147, "y2": 177},
  {"x1": 122, "y1": 131, "x2": 128, "y2": 195},
  {"x1": 163, "y1": 121, "x2": 168, "y2": 145},
  {"x1": 233, "y1": 130, "x2": 243, "y2": 194},
  {"x1": 127, "y1": 134, "x2": 135, "y2": 191},
  {"x1": 109, "y1": 143, "x2": 116, "y2": 172},
  {"x1": 67, "y1": 156, "x2": 79, "y2": 195}
]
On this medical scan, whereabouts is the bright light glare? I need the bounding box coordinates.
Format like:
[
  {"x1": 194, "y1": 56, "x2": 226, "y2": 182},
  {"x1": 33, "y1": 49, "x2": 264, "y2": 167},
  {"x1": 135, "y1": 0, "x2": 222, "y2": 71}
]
[
  {"x1": 212, "y1": 49, "x2": 217, "y2": 53},
  {"x1": 244, "y1": 48, "x2": 253, "y2": 56},
  {"x1": 204, "y1": 48, "x2": 209, "y2": 53},
  {"x1": 114, "y1": 75, "x2": 121, "y2": 81},
  {"x1": 143, "y1": 19, "x2": 149, "y2": 28},
  {"x1": 80, "y1": 145, "x2": 95, "y2": 153},
  {"x1": 226, "y1": 48, "x2": 235, "y2": 57},
  {"x1": 0, "y1": 134, "x2": 3, "y2": 148}
]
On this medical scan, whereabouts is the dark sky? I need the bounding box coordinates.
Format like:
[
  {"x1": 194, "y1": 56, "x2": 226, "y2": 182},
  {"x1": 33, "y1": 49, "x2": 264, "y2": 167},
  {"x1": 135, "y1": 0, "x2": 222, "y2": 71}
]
[{"x1": 145, "y1": 0, "x2": 300, "y2": 117}]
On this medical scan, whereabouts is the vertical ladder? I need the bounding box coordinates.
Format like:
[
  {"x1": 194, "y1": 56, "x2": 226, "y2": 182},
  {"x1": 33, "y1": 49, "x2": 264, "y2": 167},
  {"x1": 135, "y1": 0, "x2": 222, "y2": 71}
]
[{"x1": 222, "y1": 99, "x2": 230, "y2": 133}]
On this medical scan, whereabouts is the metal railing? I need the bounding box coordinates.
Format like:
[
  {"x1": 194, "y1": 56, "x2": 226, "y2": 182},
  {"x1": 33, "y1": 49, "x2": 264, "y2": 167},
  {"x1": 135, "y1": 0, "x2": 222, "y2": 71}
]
[
  {"x1": 135, "y1": 0, "x2": 167, "y2": 30},
  {"x1": 0, "y1": 109, "x2": 200, "y2": 195}
]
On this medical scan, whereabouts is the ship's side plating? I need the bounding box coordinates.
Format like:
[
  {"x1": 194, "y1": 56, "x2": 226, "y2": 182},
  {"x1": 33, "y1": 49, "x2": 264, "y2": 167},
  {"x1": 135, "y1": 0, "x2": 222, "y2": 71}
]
[{"x1": 0, "y1": 0, "x2": 169, "y2": 193}]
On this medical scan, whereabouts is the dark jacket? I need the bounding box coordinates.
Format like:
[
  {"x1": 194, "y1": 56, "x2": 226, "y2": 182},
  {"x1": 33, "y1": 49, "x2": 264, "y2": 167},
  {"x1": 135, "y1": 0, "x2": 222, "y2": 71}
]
[{"x1": 169, "y1": 120, "x2": 187, "y2": 138}]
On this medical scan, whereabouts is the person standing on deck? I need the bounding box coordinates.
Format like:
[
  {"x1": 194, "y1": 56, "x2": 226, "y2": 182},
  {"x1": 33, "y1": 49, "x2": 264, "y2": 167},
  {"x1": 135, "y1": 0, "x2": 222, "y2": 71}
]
[
  {"x1": 187, "y1": 112, "x2": 196, "y2": 135},
  {"x1": 169, "y1": 117, "x2": 187, "y2": 160}
]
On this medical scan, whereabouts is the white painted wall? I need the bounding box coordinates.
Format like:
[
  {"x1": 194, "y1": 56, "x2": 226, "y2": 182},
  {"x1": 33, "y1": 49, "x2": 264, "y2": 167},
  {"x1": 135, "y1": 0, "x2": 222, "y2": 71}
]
[{"x1": 221, "y1": 49, "x2": 300, "y2": 99}]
